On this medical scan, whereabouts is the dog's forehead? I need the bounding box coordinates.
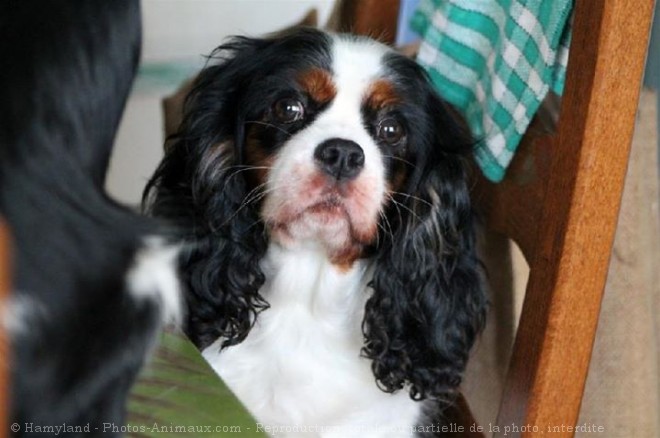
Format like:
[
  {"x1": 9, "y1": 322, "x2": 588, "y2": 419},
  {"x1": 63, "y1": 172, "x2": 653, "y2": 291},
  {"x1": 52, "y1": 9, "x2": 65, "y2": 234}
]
[{"x1": 330, "y1": 35, "x2": 390, "y2": 85}]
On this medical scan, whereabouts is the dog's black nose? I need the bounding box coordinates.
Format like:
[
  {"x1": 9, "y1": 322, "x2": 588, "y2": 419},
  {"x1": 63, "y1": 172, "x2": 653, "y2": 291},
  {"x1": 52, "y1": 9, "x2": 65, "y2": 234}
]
[{"x1": 314, "y1": 139, "x2": 365, "y2": 181}]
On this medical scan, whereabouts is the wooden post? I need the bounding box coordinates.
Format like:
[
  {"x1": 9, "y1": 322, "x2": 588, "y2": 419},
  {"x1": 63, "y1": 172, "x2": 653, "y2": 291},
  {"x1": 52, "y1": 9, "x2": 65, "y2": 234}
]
[{"x1": 494, "y1": 1, "x2": 655, "y2": 436}]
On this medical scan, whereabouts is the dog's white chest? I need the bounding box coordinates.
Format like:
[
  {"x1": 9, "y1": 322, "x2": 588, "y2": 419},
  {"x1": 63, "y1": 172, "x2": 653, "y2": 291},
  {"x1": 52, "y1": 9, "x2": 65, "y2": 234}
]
[{"x1": 202, "y1": 245, "x2": 420, "y2": 437}]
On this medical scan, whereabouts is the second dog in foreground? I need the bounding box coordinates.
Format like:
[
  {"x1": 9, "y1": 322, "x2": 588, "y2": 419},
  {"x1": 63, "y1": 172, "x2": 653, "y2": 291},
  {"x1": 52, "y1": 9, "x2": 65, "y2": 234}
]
[
  {"x1": 145, "y1": 28, "x2": 487, "y2": 437},
  {"x1": 1, "y1": 1, "x2": 182, "y2": 434}
]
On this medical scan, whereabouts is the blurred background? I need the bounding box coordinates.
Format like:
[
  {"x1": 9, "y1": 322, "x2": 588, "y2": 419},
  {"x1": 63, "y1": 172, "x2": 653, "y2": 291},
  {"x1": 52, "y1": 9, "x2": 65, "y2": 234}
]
[{"x1": 106, "y1": 0, "x2": 336, "y2": 205}]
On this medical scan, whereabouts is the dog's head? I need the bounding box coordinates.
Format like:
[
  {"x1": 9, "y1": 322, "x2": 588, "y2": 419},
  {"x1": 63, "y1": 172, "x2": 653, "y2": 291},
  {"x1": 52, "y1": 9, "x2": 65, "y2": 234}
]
[{"x1": 145, "y1": 28, "x2": 486, "y2": 402}]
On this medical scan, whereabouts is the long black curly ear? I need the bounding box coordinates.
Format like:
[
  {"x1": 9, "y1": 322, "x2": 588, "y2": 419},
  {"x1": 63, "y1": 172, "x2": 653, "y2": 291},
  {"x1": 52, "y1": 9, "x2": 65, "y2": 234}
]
[
  {"x1": 363, "y1": 92, "x2": 487, "y2": 403},
  {"x1": 142, "y1": 36, "x2": 271, "y2": 350}
]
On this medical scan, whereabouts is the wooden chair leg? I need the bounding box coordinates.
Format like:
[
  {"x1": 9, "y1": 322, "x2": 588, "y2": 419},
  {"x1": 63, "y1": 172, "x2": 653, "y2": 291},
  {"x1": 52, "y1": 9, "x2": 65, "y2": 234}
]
[{"x1": 495, "y1": 1, "x2": 655, "y2": 436}]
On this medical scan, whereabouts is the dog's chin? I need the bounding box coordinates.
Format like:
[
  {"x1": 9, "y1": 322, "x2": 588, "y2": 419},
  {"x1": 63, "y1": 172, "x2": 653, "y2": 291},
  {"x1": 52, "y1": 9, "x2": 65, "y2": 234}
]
[{"x1": 266, "y1": 195, "x2": 378, "y2": 266}]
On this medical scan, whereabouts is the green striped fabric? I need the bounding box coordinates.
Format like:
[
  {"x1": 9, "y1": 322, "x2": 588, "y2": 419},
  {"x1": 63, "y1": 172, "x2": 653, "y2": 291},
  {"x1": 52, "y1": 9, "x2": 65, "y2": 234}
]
[{"x1": 411, "y1": 0, "x2": 572, "y2": 182}]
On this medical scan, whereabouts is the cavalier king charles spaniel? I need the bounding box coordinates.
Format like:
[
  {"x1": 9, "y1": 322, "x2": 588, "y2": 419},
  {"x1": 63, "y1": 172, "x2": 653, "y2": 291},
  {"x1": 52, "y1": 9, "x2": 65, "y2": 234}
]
[{"x1": 145, "y1": 28, "x2": 487, "y2": 437}]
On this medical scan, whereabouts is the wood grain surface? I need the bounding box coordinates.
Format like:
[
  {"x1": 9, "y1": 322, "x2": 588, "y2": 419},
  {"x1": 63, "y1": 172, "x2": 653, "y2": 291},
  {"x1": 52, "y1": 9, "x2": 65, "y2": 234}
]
[{"x1": 489, "y1": 1, "x2": 655, "y2": 436}]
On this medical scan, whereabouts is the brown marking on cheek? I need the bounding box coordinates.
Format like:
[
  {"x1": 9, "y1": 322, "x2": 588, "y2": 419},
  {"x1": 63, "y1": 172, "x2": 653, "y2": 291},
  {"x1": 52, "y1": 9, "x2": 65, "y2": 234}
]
[
  {"x1": 365, "y1": 79, "x2": 400, "y2": 110},
  {"x1": 297, "y1": 68, "x2": 336, "y2": 103},
  {"x1": 330, "y1": 216, "x2": 378, "y2": 271},
  {"x1": 389, "y1": 161, "x2": 409, "y2": 193},
  {"x1": 244, "y1": 126, "x2": 275, "y2": 187},
  {"x1": 330, "y1": 244, "x2": 364, "y2": 272}
]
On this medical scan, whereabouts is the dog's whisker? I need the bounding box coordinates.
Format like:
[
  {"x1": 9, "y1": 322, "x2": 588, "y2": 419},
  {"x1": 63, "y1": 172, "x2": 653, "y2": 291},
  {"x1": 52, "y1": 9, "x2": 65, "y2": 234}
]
[
  {"x1": 377, "y1": 210, "x2": 394, "y2": 244},
  {"x1": 245, "y1": 120, "x2": 292, "y2": 137},
  {"x1": 382, "y1": 154, "x2": 416, "y2": 168},
  {"x1": 214, "y1": 184, "x2": 269, "y2": 229},
  {"x1": 386, "y1": 193, "x2": 405, "y2": 228},
  {"x1": 386, "y1": 192, "x2": 423, "y2": 224},
  {"x1": 389, "y1": 191, "x2": 433, "y2": 209},
  {"x1": 218, "y1": 180, "x2": 297, "y2": 229},
  {"x1": 228, "y1": 165, "x2": 275, "y2": 174},
  {"x1": 222, "y1": 165, "x2": 276, "y2": 185},
  {"x1": 393, "y1": 198, "x2": 423, "y2": 223}
]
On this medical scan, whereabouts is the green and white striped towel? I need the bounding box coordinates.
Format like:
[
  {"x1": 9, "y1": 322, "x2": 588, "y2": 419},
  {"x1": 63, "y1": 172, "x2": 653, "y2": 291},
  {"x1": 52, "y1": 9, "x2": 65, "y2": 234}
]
[{"x1": 411, "y1": 0, "x2": 572, "y2": 182}]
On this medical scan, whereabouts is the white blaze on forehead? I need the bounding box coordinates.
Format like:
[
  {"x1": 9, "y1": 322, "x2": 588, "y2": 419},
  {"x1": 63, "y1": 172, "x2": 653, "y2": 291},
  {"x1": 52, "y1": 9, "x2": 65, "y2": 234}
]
[
  {"x1": 320, "y1": 34, "x2": 391, "y2": 150},
  {"x1": 330, "y1": 35, "x2": 390, "y2": 107}
]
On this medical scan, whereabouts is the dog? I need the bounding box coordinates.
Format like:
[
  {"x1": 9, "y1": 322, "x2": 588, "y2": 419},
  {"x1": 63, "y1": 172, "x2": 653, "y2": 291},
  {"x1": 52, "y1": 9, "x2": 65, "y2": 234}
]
[
  {"x1": 0, "y1": 1, "x2": 180, "y2": 435},
  {"x1": 144, "y1": 28, "x2": 487, "y2": 437}
]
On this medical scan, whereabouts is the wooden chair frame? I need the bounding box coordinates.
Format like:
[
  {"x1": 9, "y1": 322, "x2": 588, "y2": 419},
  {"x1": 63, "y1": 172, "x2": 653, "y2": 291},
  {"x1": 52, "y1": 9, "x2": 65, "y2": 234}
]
[{"x1": 479, "y1": 2, "x2": 654, "y2": 435}]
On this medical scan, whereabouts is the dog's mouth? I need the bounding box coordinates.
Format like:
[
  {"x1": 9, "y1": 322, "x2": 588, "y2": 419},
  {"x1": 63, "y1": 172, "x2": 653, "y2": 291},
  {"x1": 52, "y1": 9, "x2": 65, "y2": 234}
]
[
  {"x1": 305, "y1": 194, "x2": 346, "y2": 215},
  {"x1": 274, "y1": 192, "x2": 352, "y2": 227},
  {"x1": 265, "y1": 189, "x2": 374, "y2": 248},
  {"x1": 261, "y1": 169, "x2": 383, "y2": 262}
]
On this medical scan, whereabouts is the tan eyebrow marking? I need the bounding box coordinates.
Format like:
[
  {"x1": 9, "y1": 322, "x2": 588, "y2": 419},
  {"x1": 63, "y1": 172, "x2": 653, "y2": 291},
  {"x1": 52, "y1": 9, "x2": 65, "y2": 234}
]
[
  {"x1": 364, "y1": 79, "x2": 400, "y2": 110},
  {"x1": 296, "y1": 68, "x2": 337, "y2": 103}
]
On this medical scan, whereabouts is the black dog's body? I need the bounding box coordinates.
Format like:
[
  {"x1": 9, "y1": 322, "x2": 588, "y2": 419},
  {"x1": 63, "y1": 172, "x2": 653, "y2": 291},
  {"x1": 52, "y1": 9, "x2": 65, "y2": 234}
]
[{"x1": 1, "y1": 2, "x2": 177, "y2": 435}]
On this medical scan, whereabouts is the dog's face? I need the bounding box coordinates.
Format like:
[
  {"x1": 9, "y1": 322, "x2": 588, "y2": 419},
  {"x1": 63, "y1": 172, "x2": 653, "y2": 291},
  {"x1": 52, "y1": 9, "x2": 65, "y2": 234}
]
[
  {"x1": 195, "y1": 30, "x2": 468, "y2": 267},
  {"x1": 146, "y1": 28, "x2": 486, "y2": 402},
  {"x1": 248, "y1": 37, "x2": 403, "y2": 264}
]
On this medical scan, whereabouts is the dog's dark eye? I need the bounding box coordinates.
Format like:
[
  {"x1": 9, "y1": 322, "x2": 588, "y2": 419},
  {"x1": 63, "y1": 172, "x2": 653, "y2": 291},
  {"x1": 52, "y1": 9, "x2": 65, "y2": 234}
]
[
  {"x1": 273, "y1": 98, "x2": 305, "y2": 123},
  {"x1": 377, "y1": 118, "x2": 405, "y2": 144}
]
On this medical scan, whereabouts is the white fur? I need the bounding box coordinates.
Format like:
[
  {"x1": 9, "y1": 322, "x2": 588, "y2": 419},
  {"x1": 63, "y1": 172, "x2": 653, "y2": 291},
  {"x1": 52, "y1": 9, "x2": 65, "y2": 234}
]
[
  {"x1": 1, "y1": 294, "x2": 46, "y2": 336},
  {"x1": 127, "y1": 237, "x2": 182, "y2": 325},
  {"x1": 203, "y1": 244, "x2": 420, "y2": 437},
  {"x1": 3, "y1": 238, "x2": 182, "y2": 336}
]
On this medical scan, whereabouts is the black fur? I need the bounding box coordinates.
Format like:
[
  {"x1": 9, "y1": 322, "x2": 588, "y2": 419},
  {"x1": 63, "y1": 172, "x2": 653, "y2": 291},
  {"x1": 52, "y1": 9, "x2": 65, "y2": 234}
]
[
  {"x1": 363, "y1": 53, "x2": 487, "y2": 403},
  {"x1": 144, "y1": 27, "x2": 486, "y2": 416},
  {"x1": 144, "y1": 29, "x2": 334, "y2": 349},
  {"x1": 1, "y1": 1, "x2": 168, "y2": 435}
]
